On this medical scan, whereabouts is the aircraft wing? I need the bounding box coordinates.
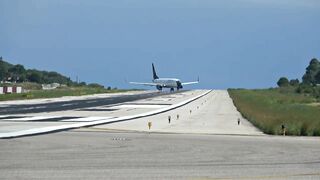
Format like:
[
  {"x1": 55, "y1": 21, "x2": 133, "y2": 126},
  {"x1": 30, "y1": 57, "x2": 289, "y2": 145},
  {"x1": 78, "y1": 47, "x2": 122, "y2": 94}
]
[
  {"x1": 129, "y1": 82, "x2": 158, "y2": 86},
  {"x1": 181, "y1": 81, "x2": 199, "y2": 85},
  {"x1": 182, "y1": 77, "x2": 199, "y2": 86}
]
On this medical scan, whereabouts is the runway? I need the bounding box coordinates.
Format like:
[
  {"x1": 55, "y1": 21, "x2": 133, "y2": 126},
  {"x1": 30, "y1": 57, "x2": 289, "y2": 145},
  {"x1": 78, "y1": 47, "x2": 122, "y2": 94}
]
[
  {"x1": 0, "y1": 91, "x2": 183, "y2": 115},
  {"x1": 1, "y1": 131, "x2": 319, "y2": 180},
  {"x1": 0, "y1": 90, "x2": 319, "y2": 179},
  {"x1": 0, "y1": 90, "x2": 212, "y2": 138}
]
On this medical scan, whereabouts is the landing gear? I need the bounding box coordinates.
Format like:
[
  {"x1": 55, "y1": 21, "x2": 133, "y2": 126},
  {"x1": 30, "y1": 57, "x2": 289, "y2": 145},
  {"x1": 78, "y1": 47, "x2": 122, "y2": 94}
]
[
  {"x1": 170, "y1": 88, "x2": 174, "y2": 92},
  {"x1": 156, "y1": 85, "x2": 163, "y2": 92}
]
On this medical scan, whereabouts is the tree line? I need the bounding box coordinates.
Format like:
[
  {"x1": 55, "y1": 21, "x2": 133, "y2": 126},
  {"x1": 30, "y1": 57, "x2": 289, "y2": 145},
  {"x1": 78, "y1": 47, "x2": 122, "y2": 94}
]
[
  {"x1": 277, "y1": 58, "x2": 320, "y2": 98},
  {"x1": 0, "y1": 56, "x2": 74, "y2": 85}
]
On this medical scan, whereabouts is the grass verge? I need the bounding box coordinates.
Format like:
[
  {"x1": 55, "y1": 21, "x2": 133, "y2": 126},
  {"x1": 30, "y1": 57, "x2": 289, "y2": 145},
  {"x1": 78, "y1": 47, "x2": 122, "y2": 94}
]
[
  {"x1": 228, "y1": 88, "x2": 320, "y2": 136},
  {"x1": 0, "y1": 87, "x2": 132, "y2": 101}
]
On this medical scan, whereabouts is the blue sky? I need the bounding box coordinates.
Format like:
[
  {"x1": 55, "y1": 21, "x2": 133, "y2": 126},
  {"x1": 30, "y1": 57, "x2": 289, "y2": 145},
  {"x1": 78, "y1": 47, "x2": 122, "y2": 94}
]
[{"x1": 1, "y1": 0, "x2": 320, "y2": 89}]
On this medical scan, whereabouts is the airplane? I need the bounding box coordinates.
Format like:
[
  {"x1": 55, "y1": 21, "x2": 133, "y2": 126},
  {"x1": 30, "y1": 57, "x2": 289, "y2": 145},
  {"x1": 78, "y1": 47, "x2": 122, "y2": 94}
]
[{"x1": 130, "y1": 63, "x2": 199, "y2": 92}]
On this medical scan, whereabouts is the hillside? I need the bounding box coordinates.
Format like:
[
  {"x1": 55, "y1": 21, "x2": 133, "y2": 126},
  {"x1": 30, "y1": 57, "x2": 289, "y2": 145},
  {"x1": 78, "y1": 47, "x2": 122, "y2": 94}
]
[{"x1": 0, "y1": 56, "x2": 74, "y2": 85}]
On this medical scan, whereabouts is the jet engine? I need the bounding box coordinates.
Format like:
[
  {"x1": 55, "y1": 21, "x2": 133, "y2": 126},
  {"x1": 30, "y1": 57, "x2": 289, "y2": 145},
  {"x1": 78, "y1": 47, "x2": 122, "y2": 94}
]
[{"x1": 156, "y1": 85, "x2": 163, "y2": 91}]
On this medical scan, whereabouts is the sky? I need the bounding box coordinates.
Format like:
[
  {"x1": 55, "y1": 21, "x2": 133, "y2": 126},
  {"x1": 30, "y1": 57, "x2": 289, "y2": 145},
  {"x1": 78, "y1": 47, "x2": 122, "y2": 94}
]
[{"x1": 1, "y1": 0, "x2": 320, "y2": 89}]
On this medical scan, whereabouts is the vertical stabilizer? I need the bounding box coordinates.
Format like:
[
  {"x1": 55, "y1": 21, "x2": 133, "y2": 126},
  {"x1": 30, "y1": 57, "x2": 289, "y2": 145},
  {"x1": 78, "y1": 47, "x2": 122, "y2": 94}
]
[{"x1": 152, "y1": 63, "x2": 159, "y2": 80}]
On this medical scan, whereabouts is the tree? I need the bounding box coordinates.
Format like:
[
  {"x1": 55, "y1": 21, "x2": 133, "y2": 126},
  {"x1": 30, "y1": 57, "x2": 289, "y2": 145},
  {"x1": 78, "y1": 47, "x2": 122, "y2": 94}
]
[
  {"x1": 289, "y1": 79, "x2": 300, "y2": 86},
  {"x1": 0, "y1": 62, "x2": 7, "y2": 81},
  {"x1": 315, "y1": 71, "x2": 320, "y2": 85},
  {"x1": 8, "y1": 64, "x2": 26, "y2": 82},
  {"x1": 9, "y1": 64, "x2": 26, "y2": 74},
  {"x1": 277, "y1": 77, "x2": 289, "y2": 87},
  {"x1": 27, "y1": 71, "x2": 42, "y2": 83},
  {"x1": 302, "y1": 58, "x2": 320, "y2": 85},
  {"x1": 296, "y1": 83, "x2": 314, "y2": 94}
]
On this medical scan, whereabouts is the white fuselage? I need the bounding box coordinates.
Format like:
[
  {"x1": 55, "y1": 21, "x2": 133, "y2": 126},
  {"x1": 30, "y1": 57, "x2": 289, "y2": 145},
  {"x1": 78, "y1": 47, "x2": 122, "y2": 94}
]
[
  {"x1": 153, "y1": 78, "x2": 180, "y2": 88},
  {"x1": 129, "y1": 63, "x2": 198, "y2": 91}
]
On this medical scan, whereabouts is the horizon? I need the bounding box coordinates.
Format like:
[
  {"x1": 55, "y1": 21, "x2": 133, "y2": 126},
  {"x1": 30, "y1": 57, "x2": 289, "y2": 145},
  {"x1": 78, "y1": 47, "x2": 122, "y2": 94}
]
[{"x1": 1, "y1": 0, "x2": 320, "y2": 89}]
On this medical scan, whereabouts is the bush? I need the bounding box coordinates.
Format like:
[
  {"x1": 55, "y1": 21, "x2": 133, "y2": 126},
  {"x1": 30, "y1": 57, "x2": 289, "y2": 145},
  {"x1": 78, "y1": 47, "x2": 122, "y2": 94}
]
[
  {"x1": 88, "y1": 83, "x2": 104, "y2": 89},
  {"x1": 289, "y1": 79, "x2": 300, "y2": 86},
  {"x1": 277, "y1": 77, "x2": 289, "y2": 87}
]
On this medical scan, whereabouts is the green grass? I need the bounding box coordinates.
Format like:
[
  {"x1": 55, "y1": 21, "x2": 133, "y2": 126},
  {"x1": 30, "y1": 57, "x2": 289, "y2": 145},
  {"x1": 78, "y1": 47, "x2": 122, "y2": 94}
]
[
  {"x1": 0, "y1": 87, "x2": 131, "y2": 101},
  {"x1": 228, "y1": 88, "x2": 320, "y2": 136}
]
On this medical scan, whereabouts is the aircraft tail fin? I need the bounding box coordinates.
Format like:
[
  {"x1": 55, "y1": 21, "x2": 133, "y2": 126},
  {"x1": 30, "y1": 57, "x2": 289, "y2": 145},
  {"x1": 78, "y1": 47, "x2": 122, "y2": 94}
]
[{"x1": 152, "y1": 63, "x2": 159, "y2": 80}]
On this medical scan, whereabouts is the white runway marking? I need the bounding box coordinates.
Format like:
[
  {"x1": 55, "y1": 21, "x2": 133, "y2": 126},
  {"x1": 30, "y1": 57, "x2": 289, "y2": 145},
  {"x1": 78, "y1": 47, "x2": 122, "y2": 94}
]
[
  {"x1": 0, "y1": 115, "x2": 10, "y2": 118},
  {"x1": 61, "y1": 117, "x2": 115, "y2": 122},
  {"x1": 61, "y1": 103, "x2": 74, "y2": 107},
  {"x1": 86, "y1": 101, "x2": 97, "y2": 103},
  {"x1": 22, "y1": 106, "x2": 47, "y2": 110},
  {"x1": 2, "y1": 116, "x2": 59, "y2": 121},
  {"x1": 112, "y1": 104, "x2": 169, "y2": 109}
]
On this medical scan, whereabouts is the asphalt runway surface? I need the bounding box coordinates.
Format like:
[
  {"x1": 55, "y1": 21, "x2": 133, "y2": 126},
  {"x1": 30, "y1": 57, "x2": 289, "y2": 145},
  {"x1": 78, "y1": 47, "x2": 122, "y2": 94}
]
[
  {"x1": 1, "y1": 90, "x2": 319, "y2": 179},
  {"x1": 1, "y1": 131, "x2": 319, "y2": 180},
  {"x1": 0, "y1": 91, "x2": 185, "y2": 115}
]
